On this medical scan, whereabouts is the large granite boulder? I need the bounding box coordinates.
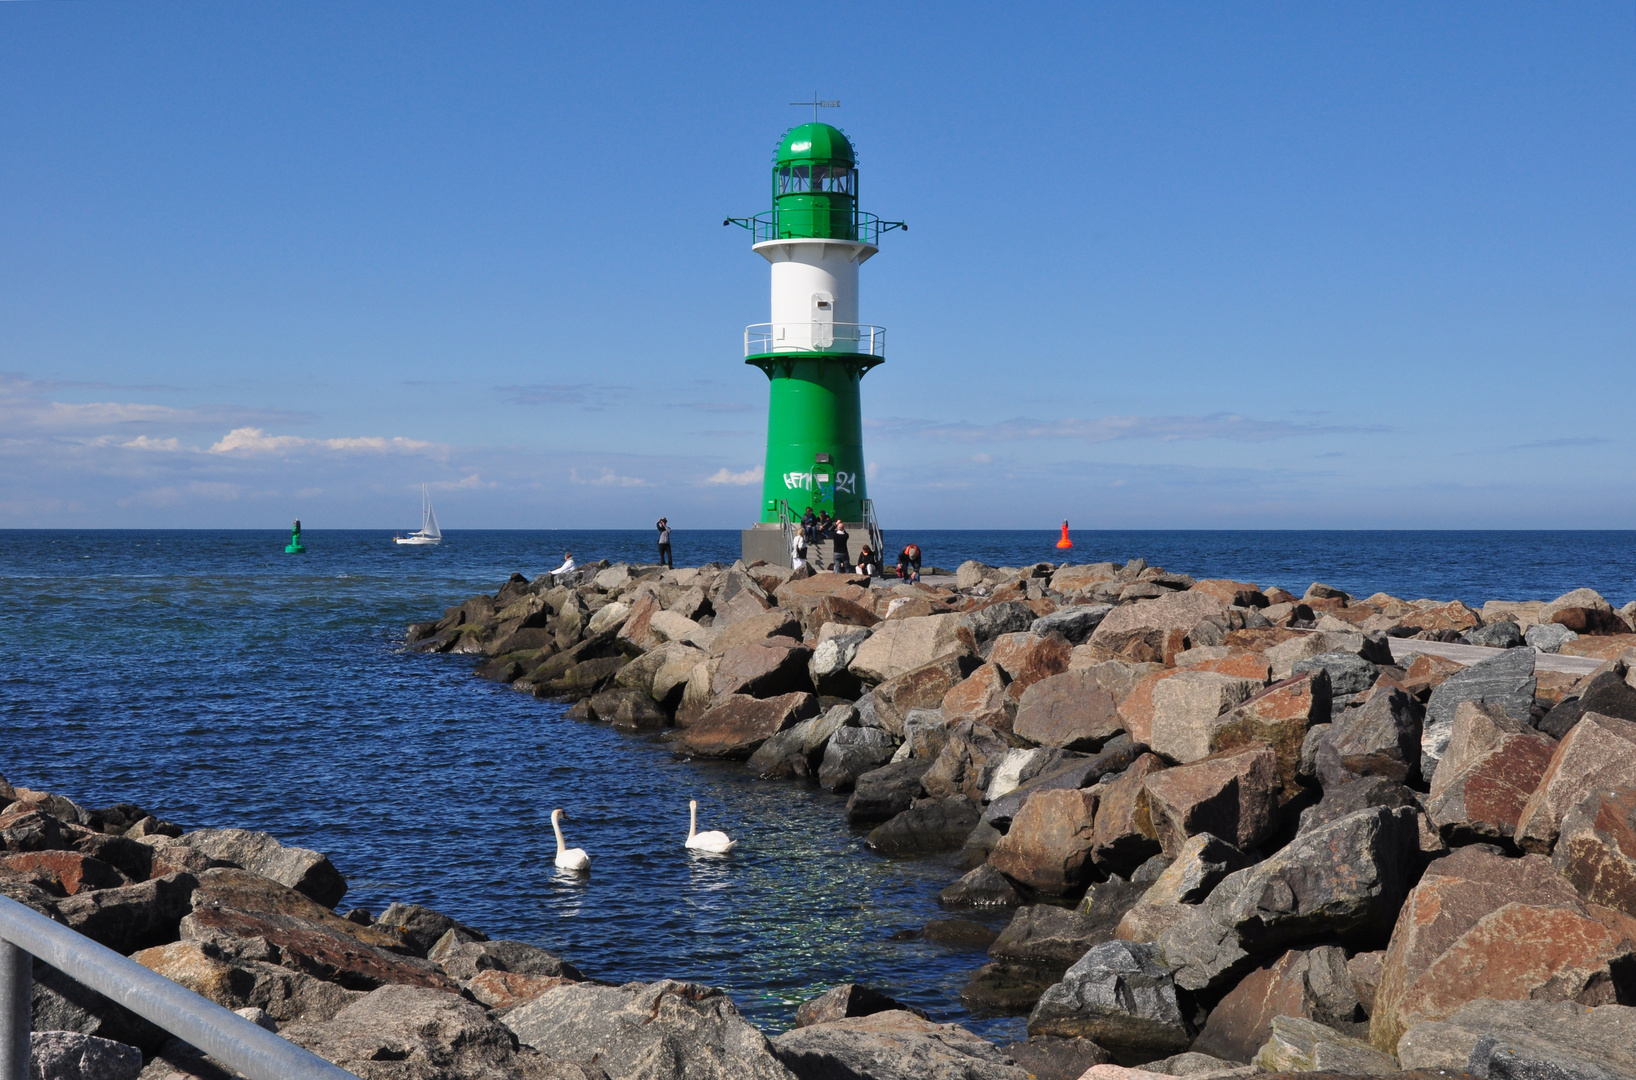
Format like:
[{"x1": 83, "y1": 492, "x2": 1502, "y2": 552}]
[
  {"x1": 1191, "y1": 946, "x2": 1364, "y2": 1063},
  {"x1": 922, "y1": 722, "x2": 1013, "y2": 803},
  {"x1": 987, "y1": 735, "x2": 1147, "y2": 831},
  {"x1": 1115, "y1": 833, "x2": 1251, "y2": 945},
  {"x1": 1539, "y1": 665, "x2": 1636, "y2": 740},
  {"x1": 175, "y1": 828, "x2": 347, "y2": 909},
  {"x1": 1252, "y1": 1014, "x2": 1398, "y2": 1075},
  {"x1": 791, "y1": 984, "x2": 914, "y2": 1028},
  {"x1": 711, "y1": 642, "x2": 813, "y2": 700},
  {"x1": 676, "y1": 693, "x2": 819, "y2": 760},
  {"x1": 284, "y1": 984, "x2": 594, "y2": 1080},
  {"x1": 817, "y1": 726, "x2": 897, "y2": 792},
  {"x1": 987, "y1": 788, "x2": 1099, "y2": 895},
  {"x1": 1424, "y1": 701, "x2": 1556, "y2": 844},
  {"x1": 503, "y1": 979, "x2": 794, "y2": 1080},
  {"x1": 1142, "y1": 746, "x2": 1279, "y2": 856},
  {"x1": 1290, "y1": 652, "x2": 1379, "y2": 700},
  {"x1": 1316, "y1": 687, "x2": 1422, "y2": 789},
  {"x1": 845, "y1": 760, "x2": 933, "y2": 826},
  {"x1": 1014, "y1": 671, "x2": 1123, "y2": 751},
  {"x1": 1396, "y1": 998, "x2": 1636, "y2": 1078},
  {"x1": 133, "y1": 940, "x2": 361, "y2": 1024},
  {"x1": 1026, "y1": 941, "x2": 1198, "y2": 1059},
  {"x1": 56, "y1": 873, "x2": 198, "y2": 956},
  {"x1": 849, "y1": 614, "x2": 965, "y2": 685},
  {"x1": 1369, "y1": 845, "x2": 1636, "y2": 1055},
  {"x1": 1158, "y1": 807, "x2": 1420, "y2": 992},
  {"x1": 27, "y1": 1031, "x2": 141, "y2": 1080},
  {"x1": 1088, "y1": 752, "x2": 1167, "y2": 876},
  {"x1": 989, "y1": 632, "x2": 1074, "y2": 701},
  {"x1": 1148, "y1": 674, "x2": 1264, "y2": 764},
  {"x1": 871, "y1": 653, "x2": 977, "y2": 736},
  {"x1": 808, "y1": 625, "x2": 872, "y2": 698},
  {"x1": 1554, "y1": 785, "x2": 1636, "y2": 917},
  {"x1": 749, "y1": 703, "x2": 856, "y2": 777},
  {"x1": 866, "y1": 797, "x2": 982, "y2": 857},
  {"x1": 1420, "y1": 648, "x2": 1537, "y2": 781},
  {"x1": 941, "y1": 663, "x2": 1014, "y2": 731},
  {"x1": 1029, "y1": 604, "x2": 1113, "y2": 645},
  {"x1": 1515, "y1": 711, "x2": 1636, "y2": 853},
  {"x1": 957, "y1": 601, "x2": 1039, "y2": 654},
  {"x1": 1207, "y1": 673, "x2": 1329, "y2": 804},
  {"x1": 773, "y1": 1010, "x2": 1031, "y2": 1080},
  {"x1": 937, "y1": 864, "x2": 1024, "y2": 910},
  {"x1": 1089, "y1": 593, "x2": 1230, "y2": 665},
  {"x1": 375, "y1": 901, "x2": 485, "y2": 957}
]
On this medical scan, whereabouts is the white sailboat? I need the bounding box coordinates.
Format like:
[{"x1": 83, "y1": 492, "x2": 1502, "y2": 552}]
[{"x1": 394, "y1": 484, "x2": 442, "y2": 546}]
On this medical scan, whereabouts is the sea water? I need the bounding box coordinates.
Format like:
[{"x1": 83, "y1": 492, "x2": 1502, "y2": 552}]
[{"x1": 2, "y1": 529, "x2": 1633, "y2": 1039}]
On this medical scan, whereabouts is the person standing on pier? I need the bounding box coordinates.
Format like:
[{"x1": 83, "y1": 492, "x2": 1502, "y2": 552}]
[{"x1": 655, "y1": 517, "x2": 673, "y2": 568}]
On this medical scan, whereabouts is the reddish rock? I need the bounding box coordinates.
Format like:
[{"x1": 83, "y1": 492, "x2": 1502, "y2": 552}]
[
  {"x1": 677, "y1": 692, "x2": 818, "y2": 759},
  {"x1": 1014, "y1": 671, "x2": 1122, "y2": 751},
  {"x1": 1410, "y1": 601, "x2": 1482, "y2": 634},
  {"x1": 1192, "y1": 653, "x2": 1274, "y2": 681},
  {"x1": 872, "y1": 652, "x2": 975, "y2": 736},
  {"x1": 0, "y1": 851, "x2": 129, "y2": 896},
  {"x1": 1554, "y1": 786, "x2": 1636, "y2": 918},
  {"x1": 0, "y1": 808, "x2": 77, "y2": 853},
  {"x1": 1399, "y1": 653, "x2": 1465, "y2": 697},
  {"x1": 774, "y1": 571, "x2": 874, "y2": 604},
  {"x1": 1210, "y1": 673, "x2": 1327, "y2": 803},
  {"x1": 1142, "y1": 745, "x2": 1279, "y2": 856},
  {"x1": 614, "y1": 592, "x2": 663, "y2": 652},
  {"x1": 710, "y1": 641, "x2": 813, "y2": 699},
  {"x1": 464, "y1": 970, "x2": 575, "y2": 1010},
  {"x1": 1116, "y1": 669, "x2": 1187, "y2": 745},
  {"x1": 707, "y1": 610, "x2": 802, "y2": 657},
  {"x1": 1425, "y1": 704, "x2": 1556, "y2": 843},
  {"x1": 848, "y1": 613, "x2": 966, "y2": 685},
  {"x1": 1369, "y1": 845, "x2": 1636, "y2": 1054},
  {"x1": 941, "y1": 663, "x2": 1014, "y2": 732},
  {"x1": 1191, "y1": 579, "x2": 1267, "y2": 608},
  {"x1": 987, "y1": 788, "x2": 1100, "y2": 895},
  {"x1": 186, "y1": 869, "x2": 456, "y2": 992},
  {"x1": 1088, "y1": 753, "x2": 1167, "y2": 876},
  {"x1": 1515, "y1": 711, "x2": 1636, "y2": 853},
  {"x1": 811, "y1": 593, "x2": 880, "y2": 632},
  {"x1": 1559, "y1": 634, "x2": 1636, "y2": 661},
  {"x1": 1089, "y1": 592, "x2": 1230, "y2": 665},
  {"x1": 990, "y1": 632, "x2": 1074, "y2": 701},
  {"x1": 1192, "y1": 946, "x2": 1363, "y2": 1064},
  {"x1": 1148, "y1": 672, "x2": 1263, "y2": 764}
]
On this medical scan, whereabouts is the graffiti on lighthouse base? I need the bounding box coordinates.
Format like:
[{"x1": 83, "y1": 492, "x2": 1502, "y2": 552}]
[{"x1": 783, "y1": 470, "x2": 857, "y2": 495}]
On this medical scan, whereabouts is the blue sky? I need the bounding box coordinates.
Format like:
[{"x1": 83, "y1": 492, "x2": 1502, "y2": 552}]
[{"x1": 2, "y1": 3, "x2": 1631, "y2": 529}]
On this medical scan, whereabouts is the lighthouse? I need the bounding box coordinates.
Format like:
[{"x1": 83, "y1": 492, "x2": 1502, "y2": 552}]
[{"x1": 728, "y1": 117, "x2": 903, "y2": 566}]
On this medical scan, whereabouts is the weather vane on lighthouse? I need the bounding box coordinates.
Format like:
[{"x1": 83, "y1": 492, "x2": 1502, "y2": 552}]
[
  {"x1": 789, "y1": 94, "x2": 840, "y2": 122},
  {"x1": 726, "y1": 107, "x2": 905, "y2": 568}
]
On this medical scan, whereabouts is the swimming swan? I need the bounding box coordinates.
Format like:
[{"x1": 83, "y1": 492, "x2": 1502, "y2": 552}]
[
  {"x1": 551, "y1": 808, "x2": 591, "y2": 871},
  {"x1": 685, "y1": 799, "x2": 736, "y2": 853}
]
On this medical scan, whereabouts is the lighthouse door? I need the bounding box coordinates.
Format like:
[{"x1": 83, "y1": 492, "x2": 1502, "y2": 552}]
[{"x1": 811, "y1": 292, "x2": 835, "y2": 349}]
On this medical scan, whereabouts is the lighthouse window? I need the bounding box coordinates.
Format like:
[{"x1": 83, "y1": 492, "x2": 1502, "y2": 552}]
[{"x1": 778, "y1": 164, "x2": 855, "y2": 196}]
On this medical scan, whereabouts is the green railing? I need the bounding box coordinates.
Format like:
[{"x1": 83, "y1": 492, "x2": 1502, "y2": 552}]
[{"x1": 724, "y1": 210, "x2": 906, "y2": 245}]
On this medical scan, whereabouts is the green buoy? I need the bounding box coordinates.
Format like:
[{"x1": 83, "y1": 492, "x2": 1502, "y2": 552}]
[{"x1": 285, "y1": 519, "x2": 306, "y2": 554}]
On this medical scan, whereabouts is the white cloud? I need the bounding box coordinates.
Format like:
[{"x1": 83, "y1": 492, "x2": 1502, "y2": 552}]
[
  {"x1": 209, "y1": 427, "x2": 438, "y2": 456},
  {"x1": 570, "y1": 468, "x2": 648, "y2": 488},
  {"x1": 429, "y1": 474, "x2": 489, "y2": 491},
  {"x1": 703, "y1": 466, "x2": 763, "y2": 486},
  {"x1": 121, "y1": 436, "x2": 182, "y2": 452}
]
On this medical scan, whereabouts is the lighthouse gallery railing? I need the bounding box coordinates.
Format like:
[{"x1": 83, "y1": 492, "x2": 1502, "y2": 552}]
[{"x1": 744, "y1": 323, "x2": 885, "y2": 359}]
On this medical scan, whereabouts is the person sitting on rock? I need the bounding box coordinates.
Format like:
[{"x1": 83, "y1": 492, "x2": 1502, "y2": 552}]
[
  {"x1": 549, "y1": 552, "x2": 576, "y2": 584},
  {"x1": 817, "y1": 510, "x2": 834, "y2": 538},
  {"x1": 896, "y1": 543, "x2": 921, "y2": 583},
  {"x1": 801, "y1": 506, "x2": 819, "y2": 544},
  {"x1": 856, "y1": 544, "x2": 877, "y2": 576}
]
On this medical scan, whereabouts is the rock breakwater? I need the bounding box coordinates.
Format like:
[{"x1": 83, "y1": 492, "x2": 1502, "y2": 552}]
[{"x1": 405, "y1": 555, "x2": 1636, "y2": 1078}]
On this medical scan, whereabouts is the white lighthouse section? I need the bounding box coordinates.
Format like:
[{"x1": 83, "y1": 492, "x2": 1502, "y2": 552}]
[{"x1": 754, "y1": 238, "x2": 877, "y2": 353}]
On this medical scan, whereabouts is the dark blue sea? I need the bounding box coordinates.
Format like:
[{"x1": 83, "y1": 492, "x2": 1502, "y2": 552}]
[{"x1": 2, "y1": 529, "x2": 1634, "y2": 1040}]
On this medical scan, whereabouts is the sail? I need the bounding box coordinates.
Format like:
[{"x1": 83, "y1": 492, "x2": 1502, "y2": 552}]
[{"x1": 422, "y1": 500, "x2": 441, "y2": 539}]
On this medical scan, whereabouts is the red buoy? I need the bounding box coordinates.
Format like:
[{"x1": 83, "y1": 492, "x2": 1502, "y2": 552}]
[{"x1": 1056, "y1": 520, "x2": 1073, "y2": 549}]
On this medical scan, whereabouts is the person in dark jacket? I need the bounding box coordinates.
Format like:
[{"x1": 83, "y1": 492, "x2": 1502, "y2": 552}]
[
  {"x1": 801, "y1": 507, "x2": 819, "y2": 545},
  {"x1": 655, "y1": 517, "x2": 673, "y2": 568}
]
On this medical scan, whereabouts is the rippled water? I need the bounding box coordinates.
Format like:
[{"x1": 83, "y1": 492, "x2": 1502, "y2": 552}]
[{"x1": 2, "y1": 528, "x2": 1631, "y2": 1039}]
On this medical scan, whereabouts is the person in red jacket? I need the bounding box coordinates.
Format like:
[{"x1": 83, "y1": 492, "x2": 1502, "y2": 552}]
[{"x1": 896, "y1": 543, "x2": 921, "y2": 583}]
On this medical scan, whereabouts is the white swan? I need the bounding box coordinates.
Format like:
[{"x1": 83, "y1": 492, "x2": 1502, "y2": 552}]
[
  {"x1": 551, "y1": 808, "x2": 591, "y2": 871},
  {"x1": 685, "y1": 799, "x2": 736, "y2": 853}
]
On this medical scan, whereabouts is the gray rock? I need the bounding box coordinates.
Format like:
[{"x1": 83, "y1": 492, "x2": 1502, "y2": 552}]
[
  {"x1": 937, "y1": 864, "x2": 1024, "y2": 909},
  {"x1": 818, "y1": 726, "x2": 898, "y2": 793},
  {"x1": 1526, "y1": 622, "x2": 1579, "y2": 653},
  {"x1": 29, "y1": 1031, "x2": 142, "y2": 1080},
  {"x1": 792, "y1": 984, "x2": 915, "y2": 1028},
  {"x1": 998, "y1": 1036, "x2": 1112, "y2": 1080},
  {"x1": 1158, "y1": 807, "x2": 1420, "y2": 992},
  {"x1": 1026, "y1": 941, "x2": 1197, "y2": 1058},
  {"x1": 1396, "y1": 998, "x2": 1636, "y2": 1080},
  {"x1": 1316, "y1": 689, "x2": 1424, "y2": 788},
  {"x1": 1145, "y1": 1050, "x2": 1258, "y2": 1077},
  {"x1": 809, "y1": 628, "x2": 872, "y2": 697},
  {"x1": 1298, "y1": 777, "x2": 1422, "y2": 835},
  {"x1": 428, "y1": 929, "x2": 582, "y2": 981},
  {"x1": 773, "y1": 1011, "x2": 1031, "y2": 1080},
  {"x1": 866, "y1": 797, "x2": 982, "y2": 857},
  {"x1": 984, "y1": 734, "x2": 1146, "y2": 829},
  {"x1": 284, "y1": 983, "x2": 597, "y2": 1079},
  {"x1": 749, "y1": 703, "x2": 857, "y2": 776},
  {"x1": 1539, "y1": 667, "x2": 1636, "y2": 740},
  {"x1": 376, "y1": 902, "x2": 486, "y2": 957},
  {"x1": 1252, "y1": 1014, "x2": 1398, "y2": 1075},
  {"x1": 1421, "y1": 647, "x2": 1536, "y2": 779},
  {"x1": 1292, "y1": 652, "x2": 1380, "y2": 699},
  {"x1": 175, "y1": 828, "x2": 347, "y2": 909},
  {"x1": 1464, "y1": 621, "x2": 1524, "y2": 649},
  {"x1": 845, "y1": 760, "x2": 933, "y2": 826},
  {"x1": 900, "y1": 709, "x2": 949, "y2": 760},
  {"x1": 1299, "y1": 723, "x2": 1331, "y2": 781},
  {"x1": 959, "y1": 602, "x2": 1039, "y2": 652},
  {"x1": 1029, "y1": 605, "x2": 1113, "y2": 645},
  {"x1": 503, "y1": 978, "x2": 793, "y2": 1080}
]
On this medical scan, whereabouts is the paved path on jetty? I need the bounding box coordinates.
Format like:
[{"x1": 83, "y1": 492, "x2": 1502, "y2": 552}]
[{"x1": 1386, "y1": 636, "x2": 1602, "y2": 675}]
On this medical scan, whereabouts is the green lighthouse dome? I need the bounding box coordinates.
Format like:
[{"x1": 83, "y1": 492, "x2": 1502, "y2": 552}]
[{"x1": 775, "y1": 122, "x2": 856, "y2": 166}]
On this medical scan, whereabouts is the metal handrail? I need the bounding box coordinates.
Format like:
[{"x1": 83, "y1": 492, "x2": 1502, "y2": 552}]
[
  {"x1": 862, "y1": 498, "x2": 885, "y2": 577},
  {"x1": 0, "y1": 896, "x2": 358, "y2": 1080},
  {"x1": 775, "y1": 499, "x2": 795, "y2": 568},
  {"x1": 744, "y1": 322, "x2": 885, "y2": 358},
  {"x1": 724, "y1": 210, "x2": 906, "y2": 245}
]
